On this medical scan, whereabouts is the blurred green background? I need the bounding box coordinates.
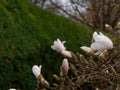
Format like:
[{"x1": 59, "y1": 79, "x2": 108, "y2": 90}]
[{"x1": 0, "y1": 0, "x2": 93, "y2": 89}]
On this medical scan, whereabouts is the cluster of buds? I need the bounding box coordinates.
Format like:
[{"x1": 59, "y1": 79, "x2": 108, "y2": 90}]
[{"x1": 32, "y1": 31, "x2": 120, "y2": 90}]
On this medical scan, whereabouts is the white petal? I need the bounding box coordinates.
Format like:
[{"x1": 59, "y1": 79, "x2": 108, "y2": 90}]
[
  {"x1": 51, "y1": 39, "x2": 66, "y2": 52},
  {"x1": 51, "y1": 45, "x2": 56, "y2": 50},
  {"x1": 93, "y1": 32, "x2": 99, "y2": 41},
  {"x1": 32, "y1": 65, "x2": 40, "y2": 78},
  {"x1": 91, "y1": 41, "x2": 107, "y2": 51},
  {"x1": 92, "y1": 32, "x2": 113, "y2": 49}
]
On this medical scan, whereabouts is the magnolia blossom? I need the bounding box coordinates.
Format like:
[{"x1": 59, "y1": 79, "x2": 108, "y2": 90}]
[
  {"x1": 81, "y1": 32, "x2": 113, "y2": 55},
  {"x1": 91, "y1": 32, "x2": 113, "y2": 55},
  {"x1": 51, "y1": 39, "x2": 66, "y2": 52},
  {"x1": 80, "y1": 46, "x2": 92, "y2": 53},
  {"x1": 32, "y1": 65, "x2": 42, "y2": 78},
  {"x1": 61, "y1": 59, "x2": 69, "y2": 76},
  {"x1": 61, "y1": 50, "x2": 72, "y2": 58}
]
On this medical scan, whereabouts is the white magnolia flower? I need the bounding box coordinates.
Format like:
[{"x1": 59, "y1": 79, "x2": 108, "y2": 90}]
[
  {"x1": 91, "y1": 32, "x2": 113, "y2": 55},
  {"x1": 61, "y1": 50, "x2": 72, "y2": 58},
  {"x1": 80, "y1": 46, "x2": 92, "y2": 53},
  {"x1": 61, "y1": 59, "x2": 69, "y2": 76},
  {"x1": 51, "y1": 39, "x2": 66, "y2": 52},
  {"x1": 32, "y1": 65, "x2": 42, "y2": 78}
]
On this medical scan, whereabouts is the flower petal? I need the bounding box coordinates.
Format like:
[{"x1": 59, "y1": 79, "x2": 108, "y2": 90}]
[
  {"x1": 51, "y1": 39, "x2": 66, "y2": 52},
  {"x1": 32, "y1": 65, "x2": 40, "y2": 78}
]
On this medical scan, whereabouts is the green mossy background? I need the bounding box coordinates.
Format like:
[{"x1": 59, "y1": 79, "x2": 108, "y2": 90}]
[{"x1": 0, "y1": 0, "x2": 93, "y2": 89}]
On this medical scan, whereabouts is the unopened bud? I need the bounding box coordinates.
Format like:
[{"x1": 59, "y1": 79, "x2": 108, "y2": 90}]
[
  {"x1": 60, "y1": 59, "x2": 69, "y2": 77},
  {"x1": 98, "y1": 50, "x2": 107, "y2": 60},
  {"x1": 32, "y1": 65, "x2": 42, "y2": 78},
  {"x1": 41, "y1": 79, "x2": 50, "y2": 88},
  {"x1": 76, "y1": 76, "x2": 85, "y2": 86},
  {"x1": 53, "y1": 74, "x2": 61, "y2": 81},
  {"x1": 105, "y1": 24, "x2": 113, "y2": 32},
  {"x1": 61, "y1": 50, "x2": 72, "y2": 58},
  {"x1": 37, "y1": 75, "x2": 50, "y2": 88},
  {"x1": 115, "y1": 21, "x2": 120, "y2": 29},
  {"x1": 80, "y1": 46, "x2": 93, "y2": 54},
  {"x1": 69, "y1": 63, "x2": 78, "y2": 75},
  {"x1": 79, "y1": 54, "x2": 89, "y2": 64}
]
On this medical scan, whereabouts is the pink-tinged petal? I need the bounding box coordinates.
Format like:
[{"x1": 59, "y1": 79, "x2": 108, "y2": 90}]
[
  {"x1": 61, "y1": 50, "x2": 72, "y2": 58},
  {"x1": 51, "y1": 39, "x2": 66, "y2": 52},
  {"x1": 51, "y1": 45, "x2": 56, "y2": 51},
  {"x1": 93, "y1": 32, "x2": 99, "y2": 41},
  {"x1": 61, "y1": 59, "x2": 69, "y2": 76},
  {"x1": 91, "y1": 32, "x2": 113, "y2": 54},
  {"x1": 80, "y1": 46, "x2": 92, "y2": 53}
]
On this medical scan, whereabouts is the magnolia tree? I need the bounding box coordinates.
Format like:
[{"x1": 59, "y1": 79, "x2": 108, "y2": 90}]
[{"x1": 32, "y1": 26, "x2": 120, "y2": 90}]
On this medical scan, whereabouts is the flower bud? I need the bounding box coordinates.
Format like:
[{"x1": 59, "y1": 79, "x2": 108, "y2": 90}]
[
  {"x1": 41, "y1": 79, "x2": 50, "y2": 88},
  {"x1": 98, "y1": 50, "x2": 107, "y2": 60},
  {"x1": 61, "y1": 50, "x2": 72, "y2": 58},
  {"x1": 60, "y1": 59, "x2": 69, "y2": 77},
  {"x1": 51, "y1": 39, "x2": 66, "y2": 52},
  {"x1": 32, "y1": 65, "x2": 42, "y2": 78},
  {"x1": 37, "y1": 74, "x2": 50, "y2": 88},
  {"x1": 80, "y1": 46, "x2": 93, "y2": 53},
  {"x1": 53, "y1": 74, "x2": 61, "y2": 81},
  {"x1": 105, "y1": 24, "x2": 113, "y2": 32}
]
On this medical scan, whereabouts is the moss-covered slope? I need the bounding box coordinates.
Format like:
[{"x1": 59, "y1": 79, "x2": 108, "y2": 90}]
[{"x1": 0, "y1": 0, "x2": 93, "y2": 89}]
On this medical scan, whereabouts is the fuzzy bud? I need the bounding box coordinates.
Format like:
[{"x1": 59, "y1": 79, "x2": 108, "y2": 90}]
[{"x1": 37, "y1": 74, "x2": 50, "y2": 88}]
